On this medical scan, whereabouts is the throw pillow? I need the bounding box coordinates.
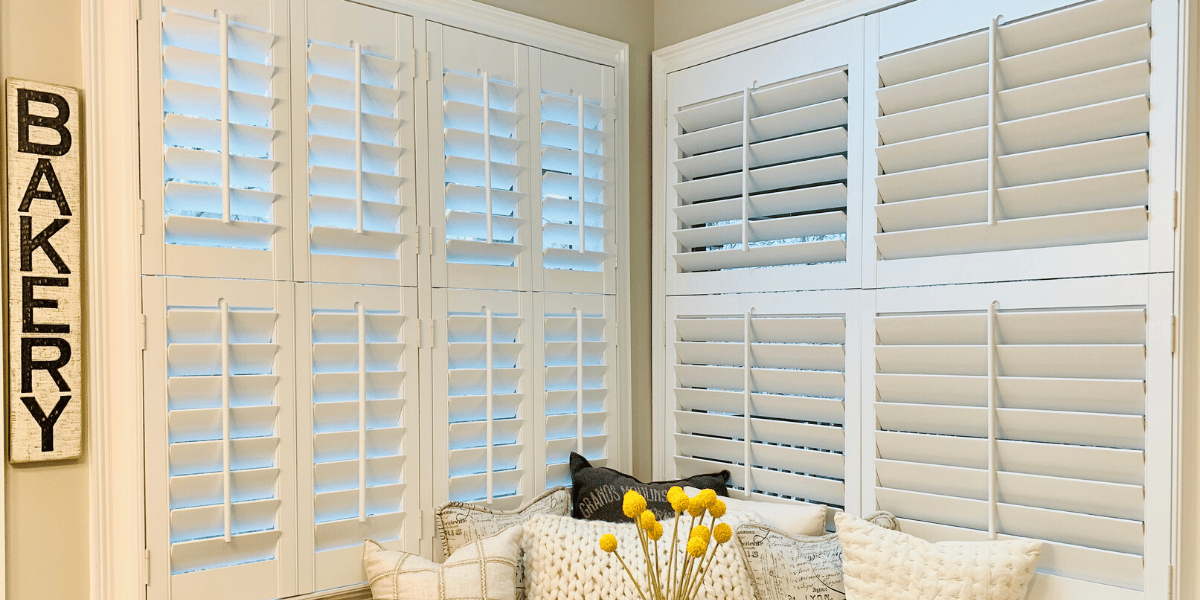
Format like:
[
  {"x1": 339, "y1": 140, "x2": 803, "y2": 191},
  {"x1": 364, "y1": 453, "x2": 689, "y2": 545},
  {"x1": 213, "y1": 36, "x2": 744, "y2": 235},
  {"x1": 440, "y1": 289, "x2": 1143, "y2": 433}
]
[
  {"x1": 520, "y1": 511, "x2": 759, "y2": 600},
  {"x1": 835, "y1": 512, "x2": 1043, "y2": 600},
  {"x1": 436, "y1": 486, "x2": 571, "y2": 556},
  {"x1": 570, "y1": 452, "x2": 730, "y2": 521},
  {"x1": 736, "y1": 511, "x2": 897, "y2": 600},
  {"x1": 684, "y1": 486, "x2": 827, "y2": 536},
  {"x1": 363, "y1": 525, "x2": 522, "y2": 600}
]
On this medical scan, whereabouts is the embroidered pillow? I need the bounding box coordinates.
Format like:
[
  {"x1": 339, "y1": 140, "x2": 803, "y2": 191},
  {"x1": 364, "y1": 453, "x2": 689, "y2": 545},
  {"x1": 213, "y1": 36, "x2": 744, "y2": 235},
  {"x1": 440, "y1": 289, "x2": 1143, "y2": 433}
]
[
  {"x1": 520, "y1": 512, "x2": 758, "y2": 600},
  {"x1": 436, "y1": 486, "x2": 571, "y2": 556},
  {"x1": 364, "y1": 525, "x2": 522, "y2": 600},
  {"x1": 736, "y1": 512, "x2": 898, "y2": 600},
  {"x1": 836, "y1": 512, "x2": 1042, "y2": 600},
  {"x1": 569, "y1": 452, "x2": 730, "y2": 522},
  {"x1": 684, "y1": 486, "x2": 827, "y2": 536}
]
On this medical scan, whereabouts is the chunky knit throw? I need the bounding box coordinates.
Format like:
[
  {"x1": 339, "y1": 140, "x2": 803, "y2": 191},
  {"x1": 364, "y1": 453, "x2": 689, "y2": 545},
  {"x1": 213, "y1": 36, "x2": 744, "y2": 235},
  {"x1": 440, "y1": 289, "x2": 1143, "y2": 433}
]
[{"x1": 519, "y1": 511, "x2": 759, "y2": 600}]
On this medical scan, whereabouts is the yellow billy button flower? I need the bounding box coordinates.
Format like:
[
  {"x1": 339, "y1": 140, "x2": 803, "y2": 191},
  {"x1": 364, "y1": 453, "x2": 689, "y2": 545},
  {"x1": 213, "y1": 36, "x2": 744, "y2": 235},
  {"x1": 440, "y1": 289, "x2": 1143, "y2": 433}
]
[
  {"x1": 623, "y1": 490, "x2": 647, "y2": 519},
  {"x1": 708, "y1": 498, "x2": 727, "y2": 519},
  {"x1": 647, "y1": 521, "x2": 664, "y2": 541},
  {"x1": 694, "y1": 489, "x2": 718, "y2": 510},
  {"x1": 713, "y1": 522, "x2": 732, "y2": 545},
  {"x1": 687, "y1": 536, "x2": 707, "y2": 558},
  {"x1": 600, "y1": 533, "x2": 618, "y2": 553},
  {"x1": 691, "y1": 524, "x2": 711, "y2": 545},
  {"x1": 687, "y1": 499, "x2": 706, "y2": 518},
  {"x1": 639, "y1": 510, "x2": 657, "y2": 531},
  {"x1": 670, "y1": 491, "x2": 690, "y2": 514}
]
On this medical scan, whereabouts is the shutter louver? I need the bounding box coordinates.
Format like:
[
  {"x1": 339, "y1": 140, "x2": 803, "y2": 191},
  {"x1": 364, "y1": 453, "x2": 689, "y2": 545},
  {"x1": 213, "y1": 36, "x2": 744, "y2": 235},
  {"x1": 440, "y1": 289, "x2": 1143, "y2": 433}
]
[
  {"x1": 431, "y1": 25, "x2": 531, "y2": 291},
  {"x1": 668, "y1": 292, "x2": 850, "y2": 509},
  {"x1": 152, "y1": 0, "x2": 291, "y2": 280},
  {"x1": 871, "y1": 283, "x2": 1155, "y2": 591},
  {"x1": 873, "y1": 0, "x2": 1154, "y2": 280},
  {"x1": 669, "y1": 68, "x2": 850, "y2": 291},
  {"x1": 301, "y1": 0, "x2": 417, "y2": 286},
  {"x1": 538, "y1": 293, "x2": 617, "y2": 489},
  {"x1": 297, "y1": 283, "x2": 419, "y2": 592},
  {"x1": 434, "y1": 290, "x2": 533, "y2": 510},
  {"x1": 535, "y1": 51, "x2": 617, "y2": 294},
  {"x1": 144, "y1": 276, "x2": 297, "y2": 600}
]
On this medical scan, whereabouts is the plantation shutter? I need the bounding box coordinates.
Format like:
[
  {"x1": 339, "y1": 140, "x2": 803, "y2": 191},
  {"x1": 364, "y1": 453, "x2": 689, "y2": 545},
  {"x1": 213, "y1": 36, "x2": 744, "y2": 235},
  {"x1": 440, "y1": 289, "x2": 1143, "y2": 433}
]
[
  {"x1": 432, "y1": 290, "x2": 535, "y2": 510},
  {"x1": 870, "y1": 0, "x2": 1176, "y2": 287},
  {"x1": 143, "y1": 276, "x2": 297, "y2": 600},
  {"x1": 429, "y1": 24, "x2": 532, "y2": 292},
  {"x1": 867, "y1": 275, "x2": 1172, "y2": 596},
  {"x1": 143, "y1": 0, "x2": 292, "y2": 281},
  {"x1": 532, "y1": 50, "x2": 617, "y2": 294},
  {"x1": 297, "y1": 0, "x2": 417, "y2": 286},
  {"x1": 295, "y1": 284, "x2": 419, "y2": 592},
  {"x1": 664, "y1": 19, "x2": 863, "y2": 295},
  {"x1": 537, "y1": 293, "x2": 618, "y2": 489},
  {"x1": 666, "y1": 291, "x2": 855, "y2": 512}
]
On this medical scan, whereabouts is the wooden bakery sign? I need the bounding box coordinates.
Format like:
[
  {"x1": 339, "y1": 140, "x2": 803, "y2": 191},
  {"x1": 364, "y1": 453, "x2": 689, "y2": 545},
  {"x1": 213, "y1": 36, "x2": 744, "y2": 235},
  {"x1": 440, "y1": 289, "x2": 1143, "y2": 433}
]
[{"x1": 6, "y1": 79, "x2": 82, "y2": 462}]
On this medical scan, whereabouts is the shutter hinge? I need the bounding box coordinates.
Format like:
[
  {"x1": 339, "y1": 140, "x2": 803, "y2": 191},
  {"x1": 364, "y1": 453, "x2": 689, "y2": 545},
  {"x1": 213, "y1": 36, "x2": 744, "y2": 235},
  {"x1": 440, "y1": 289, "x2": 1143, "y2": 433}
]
[
  {"x1": 1174, "y1": 191, "x2": 1180, "y2": 230},
  {"x1": 1167, "y1": 564, "x2": 1174, "y2": 599},
  {"x1": 424, "y1": 50, "x2": 431, "y2": 82},
  {"x1": 428, "y1": 319, "x2": 435, "y2": 349},
  {"x1": 416, "y1": 224, "x2": 422, "y2": 255},
  {"x1": 140, "y1": 315, "x2": 147, "y2": 351},
  {"x1": 138, "y1": 198, "x2": 146, "y2": 235},
  {"x1": 135, "y1": 0, "x2": 142, "y2": 21},
  {"x1": 429, "y1": 226, "x2": 436, "y2": 255},
  {"x1": 143, "y1": 549, "x2": 150, "y2": 586},
  {"x1": 1172, "y1": 316, "x2": 1177, "y2": 354},
  {"x1": 411, "y1": 47, "x2": 419, "y2": 80},
  {"x1": 420, "y1": 509, "x2": 427, "y2": 539}
]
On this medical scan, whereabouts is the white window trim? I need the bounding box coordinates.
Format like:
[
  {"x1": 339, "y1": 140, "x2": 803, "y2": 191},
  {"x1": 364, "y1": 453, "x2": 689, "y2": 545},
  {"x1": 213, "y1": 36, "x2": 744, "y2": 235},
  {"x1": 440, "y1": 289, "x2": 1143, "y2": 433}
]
[
  {"x1": 651, "y1": 1, "x2": 1197, "y2": 599},
  {"x1": 84, "y1": 0, "x2": 631, "y2": 598}
]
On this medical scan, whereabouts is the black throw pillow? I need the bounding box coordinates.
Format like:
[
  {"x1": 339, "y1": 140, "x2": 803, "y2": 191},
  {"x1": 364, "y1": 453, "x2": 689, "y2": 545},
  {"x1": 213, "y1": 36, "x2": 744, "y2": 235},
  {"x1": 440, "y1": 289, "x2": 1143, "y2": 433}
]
[{"x1": 568, "y1": 452, "x2": 731, "y2": 522}]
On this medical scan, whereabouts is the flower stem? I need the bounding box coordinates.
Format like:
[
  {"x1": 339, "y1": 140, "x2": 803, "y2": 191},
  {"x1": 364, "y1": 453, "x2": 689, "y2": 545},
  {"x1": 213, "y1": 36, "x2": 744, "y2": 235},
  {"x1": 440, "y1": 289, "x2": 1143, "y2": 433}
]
[{"x1": 613, "y1": 550, "x2": 649, "y2": 600}]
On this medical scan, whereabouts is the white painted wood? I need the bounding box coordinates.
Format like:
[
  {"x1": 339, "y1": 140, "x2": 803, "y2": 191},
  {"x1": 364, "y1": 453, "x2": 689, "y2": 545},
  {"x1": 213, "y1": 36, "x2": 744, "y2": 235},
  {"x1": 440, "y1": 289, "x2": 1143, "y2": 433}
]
[{"x1": 7, "y1": 79, "x2": 84, "y2": 462}]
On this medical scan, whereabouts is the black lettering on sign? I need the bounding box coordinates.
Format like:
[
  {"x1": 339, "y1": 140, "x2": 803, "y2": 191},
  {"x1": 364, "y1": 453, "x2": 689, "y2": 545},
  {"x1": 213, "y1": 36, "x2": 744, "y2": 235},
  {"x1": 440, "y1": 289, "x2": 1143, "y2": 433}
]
[
  {"x1": 21, "y1": 215, "x2": 70, "y2": 274},
  {"x1": 21, "y1": 396, "x2": 71, "y2": 452},
  {"x1": 21, "y1": 337, "x2": 71, "y2": 393},
  {"x1": 22, "y1": 276, "x2": 69, "y2": 334},
  {"x1": 18, "y1": 158, "x2": 71, "y2": 215},
  {"x1": 17, "y1": 89, "x2": 72, "y2": 156}
]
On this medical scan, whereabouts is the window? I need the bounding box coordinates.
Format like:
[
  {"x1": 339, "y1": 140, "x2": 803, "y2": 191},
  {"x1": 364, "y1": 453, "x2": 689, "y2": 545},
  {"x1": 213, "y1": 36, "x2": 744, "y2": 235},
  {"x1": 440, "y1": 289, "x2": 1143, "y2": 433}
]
[
  {"x1": 655, "y1": 0, "x2": 1178, "y2": 597},
  {"x1": 138, "y1": 0, "x2": 629, "y2": 597}
]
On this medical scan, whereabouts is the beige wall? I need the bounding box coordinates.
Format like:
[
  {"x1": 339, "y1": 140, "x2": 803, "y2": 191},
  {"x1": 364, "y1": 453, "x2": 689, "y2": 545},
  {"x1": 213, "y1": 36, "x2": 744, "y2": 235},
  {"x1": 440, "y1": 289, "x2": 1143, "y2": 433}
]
[
  {"x1": 473, "y1": 0, "x2": 656, "y2": 480},
  {"x1": 654, "y1": 0, "x2": 805, "y2": 49},
  {"x1": 1, "y1": 2, "x2": 91, "y2": 600}
]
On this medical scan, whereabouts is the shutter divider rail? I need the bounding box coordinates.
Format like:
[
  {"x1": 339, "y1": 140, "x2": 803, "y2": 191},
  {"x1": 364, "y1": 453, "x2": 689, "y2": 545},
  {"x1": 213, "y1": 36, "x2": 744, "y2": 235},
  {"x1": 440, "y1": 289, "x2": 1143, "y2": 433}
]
[
  {"x1": 216, "y1": 9, "x2": 231, "y2": 224},
  {"x1": 741, "y1": 87, "x2": 751, "y2": 251},
  {"x1": 356, "y1": 303, "x2": 368, "y2": 523},
  {"x1": 219, "y1": 297, "x2": 232, "y2": 542}
]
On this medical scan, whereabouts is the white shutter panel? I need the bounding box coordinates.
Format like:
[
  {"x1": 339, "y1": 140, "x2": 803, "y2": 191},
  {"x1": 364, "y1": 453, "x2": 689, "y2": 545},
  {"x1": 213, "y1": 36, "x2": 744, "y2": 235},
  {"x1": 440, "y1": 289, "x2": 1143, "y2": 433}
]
[
  {"x1": 297, "y1": 0, "x2": 417, "y2": 286},
  {"x1": 429, "y1": 24, "x2": 532, "y2": 291},
  {"x1": 433, "y1": 290, "x2": 534, "y2": 510},
  {"x1": 664, "y1": 20, "x2": 863, "y2": 295},
  {"x1": 143, "y1": 276, "x2": 297, "y2": 600},
  {"x1": 532, "y1": 50, "x2": 617, "y2": 294},
  {"x1": 536, "y1": 293, "x2": 618, "y2": 489},
  {"x1": 665, "y1": 291, "x2": 856, "y2": 513},
  {"x1": 143, "y1": 0, "x2": 292, "y2": 280},
  {"x1": 295, "y1": 284, "x2": 418, "y2": 592},
  {"x1": 866, "y1": 275, "x2": 1172, "y2": 597},
  {"x1": 870, "y1": 0, "x2": 1176, "y2": 287}
]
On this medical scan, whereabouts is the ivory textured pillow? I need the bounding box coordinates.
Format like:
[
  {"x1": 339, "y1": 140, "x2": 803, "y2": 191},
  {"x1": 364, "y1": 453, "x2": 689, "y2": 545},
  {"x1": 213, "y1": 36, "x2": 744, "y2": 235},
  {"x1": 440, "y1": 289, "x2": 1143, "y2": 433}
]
[
  {"x1": 364, "y1": 525, "x2": 522, "y2": 600},
  {"x1": 520, "y1": 512, "x2": 758, "y2": 600},
  {"x1": 685, "y1": 486, "x2": 827, "y2": 536},
  {"x1": 436, "y1": 486, "x2": 571, "y2": 556},
  {"x1": 736, "y1": 511, "x2": 898, "y2": 600},
  {"x1": 835, "y1": 512, "x2": 1042, "y2": 600}
]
